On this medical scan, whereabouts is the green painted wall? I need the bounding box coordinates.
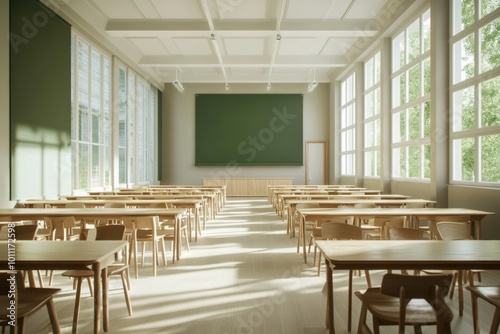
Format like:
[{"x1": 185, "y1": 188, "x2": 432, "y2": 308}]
[
  {"x1": 157, "y1": 89, "x2": 162, "y2": 181},
  {"x1": 10, "y1": 0, "x2": 71, "y2": 199}
]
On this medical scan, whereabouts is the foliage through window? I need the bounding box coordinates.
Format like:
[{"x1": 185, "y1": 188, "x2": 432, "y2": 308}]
[
  {"x1": 451, "y1": 0, "x2": 500, "y2": 184},
  {"x1": 364, "y1": 51, "x2": 381, "y2": 177},
  {"x1": 391, "y1": 8, "x2": 431, "y2": 180}
]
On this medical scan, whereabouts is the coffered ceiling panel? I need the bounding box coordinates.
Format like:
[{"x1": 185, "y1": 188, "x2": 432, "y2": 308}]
[{"x1": 44, "y1": 0, "x2": 414, "y2": 85}]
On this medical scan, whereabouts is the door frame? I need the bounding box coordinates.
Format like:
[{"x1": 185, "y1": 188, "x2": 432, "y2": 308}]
[{"x1": 305, "y1": 140, "x2": 328, "y2": 185}]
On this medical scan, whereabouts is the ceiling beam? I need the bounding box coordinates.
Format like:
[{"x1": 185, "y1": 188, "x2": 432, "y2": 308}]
[
  {"x1": 140, "y1": 55, "x2": 348, "y2": 67},
  {"x1": 105, "y1": 19, "x2": 378, "y2": 37}
]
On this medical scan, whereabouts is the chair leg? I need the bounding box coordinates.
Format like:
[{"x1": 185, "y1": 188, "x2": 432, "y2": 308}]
[
  {"x1": 72, "y1": 277, "x2": 83, "y2": 334},
  {"x1": 348, "y1": 270, "x2": 353, "y2": 332},
  {"x1": 490, "y1": 307, "x2": 500, "y2": 334},
  {"x1": 46, "y1": 298, "x2": 61, "y2": 334},
  {"x1": 86, "y1": 277, "x2": 94, "y2": 297},
  {"x1": 120, "y1": 272, "x2": 133, "y2": 316},
  {"x1": 317, "y1": 252, "x2": 322, "y2": 276}
]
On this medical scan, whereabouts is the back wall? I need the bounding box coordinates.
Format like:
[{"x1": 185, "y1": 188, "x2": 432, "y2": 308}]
[{"x1": 162, "y1": 83, "x2": 330, "y2": 185}]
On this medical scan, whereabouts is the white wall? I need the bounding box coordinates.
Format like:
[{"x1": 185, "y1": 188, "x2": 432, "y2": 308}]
[
  {"x1": 162, "y1": 83, "x2": 330, "y2": 185},
  {"x1": 0, "y1": 0, "x2": 12, "y2": 207}
]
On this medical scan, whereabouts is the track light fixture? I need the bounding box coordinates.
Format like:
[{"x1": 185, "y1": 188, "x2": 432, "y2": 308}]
[
  {"x1": 307, "y1": 67, "x2": 317, "y2": 93},
  {"x1": 173, "y1": 67, "x2": 184, "y2": 92},
  {"x1": 225, "y1": 83, "x2": 229, "y2": 90},
  {"x1": 276, "y1": 34, "x2": 281, "y2": 41},
  {"x1": 267, "y1": 83, "x2": 271, "y2": 91}
]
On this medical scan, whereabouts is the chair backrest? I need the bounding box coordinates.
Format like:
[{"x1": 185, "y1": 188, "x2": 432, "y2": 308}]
[
  {"x1": 354, "y1": 202, "x2": 376, "y2": 209},
  {"x1": 44, "y1": 216, "x2": 78, "y2": 240},
  {"x1": 380, "y1": 273, "x2": 454, "y2": 332},
  {"x1": 65, "y1": 202, "x2": 85, "y2": 208},
  {"x1": 388, "y1": 227, "x2": 425, "y2": 240},
  {"x1": 321, "y1": 222, "x2": 363, "y2": 240},
  {"x1": 13, "y1": 224, "x2": 38, "y2": 240},
  {"x1": 148, "y1": 202, "x2": 168, "y2": 209},
  {"x1": 95, "y1": 224, "x2": 126, "y2": 240},
  {"x1": 104, "y1": 202, "x2": 127, "y2": 208},
  {"x1": 435, "y1": 222, "x2": 472, "y2": 240}
]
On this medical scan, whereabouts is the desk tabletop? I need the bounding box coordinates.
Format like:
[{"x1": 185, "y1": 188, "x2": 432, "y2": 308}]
[
  {"x1": 315, "y1": 239, "x2": 500, "y2": 270},
  {"x1": 297, "y1": 207, "x2": 494, "y2": 218},
  {"x1": 0, "y1": 207, "x2": 187, "y2": 220},
  {"x1": 0, "y1": 240, "x2": 127, "y2": 266}
]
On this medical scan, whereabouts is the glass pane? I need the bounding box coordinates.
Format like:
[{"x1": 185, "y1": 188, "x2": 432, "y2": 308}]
[
  {"x1": 365, "y1": 151, "x2": 379, "y2": 177},
  {"x1": 408, "y1": 64, "x2": 420, "y2": 102},
  {"x1": 119, "y1": 147, "x2": 127, "y2": 184},
  {"x1": 77, "y1": 39, "x2": 89, "y2": 142},
  {"x1": 422, "y1": 10, "x2": 431, "y2": 52},
  {"x1": 407, "y1": 19, "x2": 420, "y2": 62},
  {"x1": 454, "y1": 137, "x2": 475, "y2": 181},
  {"x1": 365, "y1": 58, "x2": 374, "y2": 89},
  {"x1": 423, "y1": 101, "x2": 431, "y2": 138},
  {"x1": 452, "y1": 86, "x2": 475, "y2": 131},
  {"x1": 409, "y1": 145, "x2": 420, "y2": 178},
  {"x1": 393, "y1": 110, "x2": 406, "y2": 143},
  {"x1": 423, "y1": 144, "x2": 431, "y2": 178},
  {"x1": 480, "y1": 18, "x2": 500, "y2": 73},
  {"x1": 78, "y1": 143, "x2": 89, "y2": 189},
  {"x1": 453, "y1": 0, "x2": 475, "y2": 34},
  {"x1": 118, "y1": 68, "x2": 127, "y2": 147},
  {"x1": 423, "y1": 58, "x2": 431, "y2": 95},
  {"x1": 392, "y1": 147, "x2": 406, "y2": 178},
  {"x1": 453, "y1": 33, "x2": 475, "y2": 84},
  {"x1": 481, "y1": 134, "x2": 500, "y2": 182},
  {"x1": 480, "y1": 75, "x2": 500, "y2": 127},
  {"x1": 392, "y1": 32, "x2": 405, "y2": 71},
  {"x1": 480, "y1": 0, "x2": 500, "y2": 18},
  {"x1": 409, "y1": 105, "x2": 420, "y2": 140},
  {"x1": 365, "y1": 91, "x2": 374, "y2": 119},
  {"x1": 91, "y1": 145, "x2": 100, "y2": 187}
]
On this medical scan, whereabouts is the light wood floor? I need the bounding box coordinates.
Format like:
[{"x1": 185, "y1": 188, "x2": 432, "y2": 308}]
[{"x1": 27, "y1": 197, "x2": 499, "y2": 333}]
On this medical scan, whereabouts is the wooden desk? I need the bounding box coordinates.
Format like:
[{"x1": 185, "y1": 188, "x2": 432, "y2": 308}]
[
  {"x1": 287, "y1": 198, "x2": 436, "y2": 236},
  {"x1": 0, "y1": 240, "x2": 127, "y2": 334},
  {"x1": 298, "y1": 207, "x2": 494, "y2": 263},
  {"x1": 315, "y1": 239, "x2": 500, "y2": 334},
  {"x1": 23, "y1": 199, "x2": 204, "y2": 242},
  {"x1": 0, "y1": 208, "x2": 187, "y2": 263}
]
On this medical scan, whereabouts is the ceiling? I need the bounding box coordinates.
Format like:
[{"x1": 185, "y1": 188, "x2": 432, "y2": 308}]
[{"x1": 45, "y1": 0, "x2": 413, "y2": 86}]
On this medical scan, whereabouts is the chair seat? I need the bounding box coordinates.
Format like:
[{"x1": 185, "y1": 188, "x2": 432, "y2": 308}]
[
  {"x1": 355, "y1": 288, "x2": 453, "y2": 325},
  {"x1": 467, "y1": 286, "x2": 500, "y2": 306},
  {"x1": 0, "y1": 288, "x2": 61, "y2": 318}
]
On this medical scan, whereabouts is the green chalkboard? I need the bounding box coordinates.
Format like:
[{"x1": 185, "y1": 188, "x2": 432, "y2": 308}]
[{"x1": 195, "y1": 94, "x2": 303, "y2": 166}]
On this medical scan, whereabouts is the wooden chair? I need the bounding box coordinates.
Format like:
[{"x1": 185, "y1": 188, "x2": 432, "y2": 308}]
[
  {"x1": 148, "y1": 202, "x2": 190, "y2": 257},
  {"x1": 121, "y1": 216, "x2": 167, "y2": 278},
  {"x1": 0, "y1": 271, "x2": 61, "y2": 334},
  {"x1": 61, "y1": 224, "x2": 131, "y2": 334},
  {"x1": 364, "y1": 216, "x2": 406, "y2": 240},
  {"x1": 310, "y1": 216, "x2": 354, "y2": 272},
  {"x1": 294, "y1": 203, "x2": 319, "y2": 252},
  {"x1": 466, "y1": 285, "x2": 500, "y2": 334},
  {"x1": 355, "y1": 273, "x2": 454, "y2": 334},
  {"x1": 45, "y1": 216, "x2": 80, "y2": 241},
  {"x1": 432, "y1": 221, "x2": 482, "y2": 316},
  {"x1": 388, "y1": 227, "x2": 426, "y2": 275},
  {"x1": 320, "y1": 222, "x2": 371, "y2": 332}
]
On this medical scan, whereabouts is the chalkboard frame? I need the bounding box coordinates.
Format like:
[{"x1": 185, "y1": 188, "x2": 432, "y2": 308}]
[{"x1": 195, "y1": 94, "x2": 303, "y2": 166}]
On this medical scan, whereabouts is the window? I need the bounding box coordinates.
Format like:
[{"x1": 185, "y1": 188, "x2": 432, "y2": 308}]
[
  {"x1": 340, "y1": 72, "x2": 356, "y2": 175},
  {"x1": 72, "y1": 32, "x2": 158, "y2": 191},
  {"x1": 364, "y1": 51, "x2": 381, "y2": 177},
  {"x1": 71, "y1": 33, "x2": 111, "y2": 190},
  {"x1": 391, "y1": 9, "x2": 431, "y2": 180},
  {"x1": 116, "y1": 66, "x2": 157, "y2": 187},
  {"x1": 451, "y1": 0, "x2": 500, "y2": 184}
]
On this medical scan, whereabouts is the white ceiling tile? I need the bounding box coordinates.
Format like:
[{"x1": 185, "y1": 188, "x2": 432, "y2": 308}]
[
  {"x1": 173, "y1": 38, "x2": 213, "y2": 55},
  {"x1": 215, "y1": 0, "x2": 269, "y2": 19},
  {"x1": 321, "y1": 37, "x2": 356, "y2": 56},
  {"x1": 127, "y1": 38, "x2": 169, "y2": 55},
  {"x1": 286, "y1": 0, "x2": 351, "y2": 19},
  {"x1": 279, "y1": 37, "x2": 327, "y2": 56},
  {"x1": 345, "y1": 0, "x2": 388, "y2": 19},
  {"x1": 90, "y1": 0, "x2": 144, "y2": 19},
  {"x1": 151, "y1": 0, "x2": 204, "y2": 19},
  {"x1": 223, "y1": 38, "x2": 266, "y2": 56},
  {"x1": 132, "y1": 0, "x2": 161, "y2": 19}
]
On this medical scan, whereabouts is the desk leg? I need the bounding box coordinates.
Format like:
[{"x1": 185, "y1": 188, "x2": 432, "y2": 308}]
[
  {"x1": 102, "y1": 267, "x2": 109, "y2": 332},
  {"x1": 93, "y1": 263, "x2": 102, "y2": 334},
  {"x1": 326, "y1": 260, "x2": 335, "y2": 334},
  {"x1": 302, "y1": 217, "x2": 307, "y2": 263}
]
